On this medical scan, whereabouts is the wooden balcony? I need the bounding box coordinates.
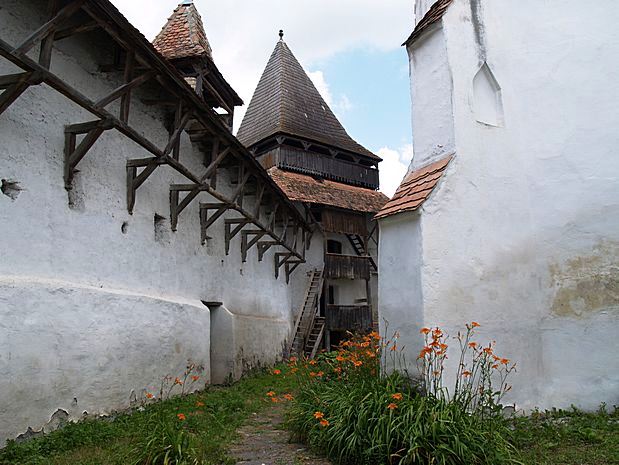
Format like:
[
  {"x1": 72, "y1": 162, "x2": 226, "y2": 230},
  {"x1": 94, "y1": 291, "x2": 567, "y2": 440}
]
[
  {"x1": 324, "y1": 253, "x2": 371, "y2": 280},
  {"x1": 326, "y1": 305, "x2": 372, "y2": 332}
]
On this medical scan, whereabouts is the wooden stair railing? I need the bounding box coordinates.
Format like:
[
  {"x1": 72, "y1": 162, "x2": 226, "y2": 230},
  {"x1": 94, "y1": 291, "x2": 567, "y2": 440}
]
[
  {"x1": 346, "y1": 234, "x2": 377, "y2": 271},
  {"x1": 289, "y1": 268, "x2": 324, "y2": 357}
]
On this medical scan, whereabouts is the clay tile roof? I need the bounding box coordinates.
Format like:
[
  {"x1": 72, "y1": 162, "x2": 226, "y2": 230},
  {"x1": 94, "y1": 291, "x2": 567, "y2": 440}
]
[
  {"x1": 403, "y1": 0, "x2": 454, "y2": 46},
  {"x1": 153, "y1": 1, "x2": 212, "y2": 60},
  {"x1": 268, "y1": 168, "x2": 389, "y2": 213},
  {"x1": 237, "y1": 39, "x2": 380, "y2": 161},
  {"x1": 375, "y1": 154, "x2": 453, "y2": 220}
]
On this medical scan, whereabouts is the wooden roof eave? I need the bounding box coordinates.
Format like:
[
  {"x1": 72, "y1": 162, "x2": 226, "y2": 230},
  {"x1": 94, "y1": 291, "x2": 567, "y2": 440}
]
[
  {"x1": 250, "y1": 131, "x2": 382, "y2": 164},
  {"x1": 86, "y1": 0, "x2": 309, "y2": 231}
]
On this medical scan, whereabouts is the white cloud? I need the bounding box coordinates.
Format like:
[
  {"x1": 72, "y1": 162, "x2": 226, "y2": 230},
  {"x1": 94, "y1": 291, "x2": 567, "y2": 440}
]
[
  {"x1": 308, "y1": 71, "x2": 334, "y2": 107},
  {"x1": 308, "y1": 70, "x2": 353, "y2": 120},
  {"x1": 377, "y1": 144, "x2": 414, "y2": 197}
]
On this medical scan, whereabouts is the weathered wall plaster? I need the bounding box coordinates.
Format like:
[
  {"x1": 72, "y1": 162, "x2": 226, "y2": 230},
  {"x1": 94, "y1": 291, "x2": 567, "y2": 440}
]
[{"x1": 380, "y1": 0, "x2": 619, "y2": 411}]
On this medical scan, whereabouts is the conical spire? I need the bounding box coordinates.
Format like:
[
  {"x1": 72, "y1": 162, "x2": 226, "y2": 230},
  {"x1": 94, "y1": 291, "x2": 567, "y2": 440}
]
[
  {"x1": 153, "y1": 1, "x2": 212, "y2": 60},
  {"x1": 237, "y1": 36, "x2": 379, "y2": 160}
]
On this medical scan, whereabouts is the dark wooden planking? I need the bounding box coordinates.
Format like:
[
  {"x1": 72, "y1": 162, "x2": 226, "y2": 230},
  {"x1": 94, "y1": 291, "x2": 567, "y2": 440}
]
[
  {"x1": 326, "y1": 305, "x2": 372, "y2": 332},
  {"x1": 321, "y1": 209, "x2": 368, "y2": 236},
  {"x1": 324, "y1": 253, "x2": 371, "y2": 280}
]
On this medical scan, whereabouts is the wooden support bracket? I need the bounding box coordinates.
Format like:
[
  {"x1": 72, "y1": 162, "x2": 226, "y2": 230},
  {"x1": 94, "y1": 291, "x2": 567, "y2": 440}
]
[
  {"x1": 64, "y1": 119, "x2": 114, "y2": 189},
  {"x1": 241, "y1": 229, "x2": 267, "y2": 262},
  {"x1": 199, "y1": 202, "x2": 228, "y2": 243},
  {"x1": 257, "y1": 241, "x2": 277, "y2": 262},
  {"x1": 285, "y1": 259, "x2": 303, "y2": 284},
  {"x1": 0, "y1": 72, "x2": 44, "y2": 116},
  {"x1": 224, "y1": 218, "x2": 251, "y2": 255},
  {"x1": 274, "y1": 252, "x2": 293, "y2": 279}
]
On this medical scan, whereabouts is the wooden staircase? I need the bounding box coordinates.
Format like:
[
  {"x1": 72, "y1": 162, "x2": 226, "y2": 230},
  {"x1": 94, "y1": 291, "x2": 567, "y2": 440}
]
[
  {"x1": 305, "y1": 316, "x2": 325, "y2": 358},
  {"x1": 346, "y1": 234, "x2": 377, "y2": 271},
  {"x1": 290, "y1": 269, "x2": 325, "y2": 358}
]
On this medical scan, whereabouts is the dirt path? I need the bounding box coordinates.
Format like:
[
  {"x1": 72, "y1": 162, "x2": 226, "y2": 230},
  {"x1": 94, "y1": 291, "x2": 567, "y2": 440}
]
[{"x1": 228, "y1": 403, "x2": 332, "y2": 465}]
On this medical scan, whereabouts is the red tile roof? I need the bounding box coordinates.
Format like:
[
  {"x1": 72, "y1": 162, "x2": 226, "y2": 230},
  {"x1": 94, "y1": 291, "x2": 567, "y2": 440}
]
[
  {"x1": 153, "y1": 2, "x2": 212, "y2": 60},
  {"x1": 403, "y1": 0, "x2": 454, "y2": 46},
  {"x1": 268, "y1": 168, "x2": 389, "y2": 213},
  {"x1": 375, "y1": 154, "x2": 453, "y2": 219}
]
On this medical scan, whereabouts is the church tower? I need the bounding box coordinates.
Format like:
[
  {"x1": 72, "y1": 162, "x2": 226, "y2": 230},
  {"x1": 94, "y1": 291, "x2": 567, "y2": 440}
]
[
  {"x1": 153, "y1": 0, "x2": 242, "y2": 130},
  {"x1": 239, "y1": 32, "x2": 388, "y2": 353}
]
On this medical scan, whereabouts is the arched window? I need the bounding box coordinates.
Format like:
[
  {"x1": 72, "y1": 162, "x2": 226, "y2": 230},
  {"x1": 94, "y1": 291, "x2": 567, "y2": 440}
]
[{"x1": 473, "y1": 63, "x2": 504, "y2": 127}]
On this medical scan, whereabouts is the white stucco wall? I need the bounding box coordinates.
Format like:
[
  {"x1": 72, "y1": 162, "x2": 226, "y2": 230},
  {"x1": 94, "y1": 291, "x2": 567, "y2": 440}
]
[
  {"x1": 408, "y1": 25, "x2": 455, "y2": 171},
  {"x1": 380, "y1": 0, "x2": 619, "y2": 411},
  {"x1": 0, "y1": 0, "x2": 318, "y2": 444}
]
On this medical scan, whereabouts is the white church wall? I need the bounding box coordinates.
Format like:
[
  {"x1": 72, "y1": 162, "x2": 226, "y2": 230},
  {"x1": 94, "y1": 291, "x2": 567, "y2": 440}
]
[
  {"x1": 0, "y1": 0, "x2": 308, "y2": 444},
  {"x1": 407, "y1": 25, "x2": 455, "y2": 171},
  {"x1": 388, "y1": 0, "x2": 619, "y2": 411},
  {"x1": 378, "y1": 212, "x2": 425, "y2": 363}
]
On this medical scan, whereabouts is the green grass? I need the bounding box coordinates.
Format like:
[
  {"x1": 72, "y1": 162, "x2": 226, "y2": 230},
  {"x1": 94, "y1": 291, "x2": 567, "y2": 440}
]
[
  {"x1": 0, "y1": 367, "x2": 298, "y2": 465},
  {"x1": 512, "y1": 405, "x2": 619, "y2": 465},
  {"x1": 1, "y1": 364, "x2": 617, "y2": 465}
]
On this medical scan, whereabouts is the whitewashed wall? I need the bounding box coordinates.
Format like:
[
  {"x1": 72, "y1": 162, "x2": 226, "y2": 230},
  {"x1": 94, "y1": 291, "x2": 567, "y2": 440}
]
[
  {"x1": 0, "y1": 0, "x2": 319, "y2": 445},
  {"x1": 380, "y1": 0, "x2": 619, "y2": 411}
]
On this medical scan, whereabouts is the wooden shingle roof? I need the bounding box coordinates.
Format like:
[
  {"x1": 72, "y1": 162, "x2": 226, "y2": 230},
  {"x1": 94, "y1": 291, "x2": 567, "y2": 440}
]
[
  {"x1": 153, "y1": 1, "x2": 212, "y2": 60},
  {"x1": 237, "y1": 38, "x2": 380, "y2": 161},
  {"x1": 269, "y1": 168, "x2": 388, "y2": 213},
  {"x1": 375, "y1": 155, "x2": 453, "y2": 219}
]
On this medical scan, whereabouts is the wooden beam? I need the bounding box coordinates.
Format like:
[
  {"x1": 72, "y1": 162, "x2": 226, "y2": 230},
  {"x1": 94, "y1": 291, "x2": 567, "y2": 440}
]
[
  {"x1": 285, "y1": 260, "x2": 303, "y2": 283},
  {"x1": 225, "y1": 219, "x2": 251, "y2": 255},
  {"x1": 95, "y1": 70, "x2": 155, "y2": 108},
  {"x1": 14, "y1": 0, "x2": 87, "y2": 55},
  {"x1": 274, "y1": 252, "x2": 293, "y2": 279},
  {"x1": 253, "y1": 181, "x2": 265, "y2": 218},
  {"x1": 64, "y1": 126, "x2": 105, "y2": 189},
  {"x1": 38, "y1": 0, "x2": 60, "y2": 69},
  {"x1": 120, "y1": 51, "x2": 134, "y2": 123},
  {"x1": 0, "y1": 78, "x2": 30, "y2": 116},
  {"x1": 54, "y1": 21, "x2": 100, "y2": 41},
  {"x1": 257, "y1": 241, "x2": 277, "y2": 262},
  {"x1": 199, "y1": 203, "x2": 228, "y2": 243},
  {"x1": 241, "y1": 229, "x2": 267, "y2": 262}
]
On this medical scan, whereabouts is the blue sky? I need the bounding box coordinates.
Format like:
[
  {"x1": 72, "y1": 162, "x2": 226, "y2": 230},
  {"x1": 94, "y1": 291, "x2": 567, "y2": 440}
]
[
  {"x1": 110, "y1": 0, "x2": 415, "y2": 195},
  {"x1": 309, "y1": 47, "x2": 412, "y2": 157}
]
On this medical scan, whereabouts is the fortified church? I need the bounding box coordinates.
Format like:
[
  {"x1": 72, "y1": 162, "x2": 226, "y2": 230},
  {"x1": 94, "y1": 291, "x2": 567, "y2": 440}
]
[
  {"x1": 0, "y1": 0, "x2": 386, "y2": 444},
  {"x1": 1, "y1": 0, "x2": 617, "y2": 448}
]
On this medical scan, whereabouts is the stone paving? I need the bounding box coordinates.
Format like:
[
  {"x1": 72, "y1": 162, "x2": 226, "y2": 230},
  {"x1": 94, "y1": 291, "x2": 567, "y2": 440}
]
[{"x1": 228, "y1": 403, "x2": 331, "y2": 465}]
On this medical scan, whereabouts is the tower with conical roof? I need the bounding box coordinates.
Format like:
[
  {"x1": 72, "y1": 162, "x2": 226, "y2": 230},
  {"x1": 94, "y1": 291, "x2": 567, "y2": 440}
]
[
  {"x1": 153, "y1": 0, "x2": 242, "y2": 129},
  {"x1": 239, "y1": 32, "x2": 388, "y2": 353}
]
